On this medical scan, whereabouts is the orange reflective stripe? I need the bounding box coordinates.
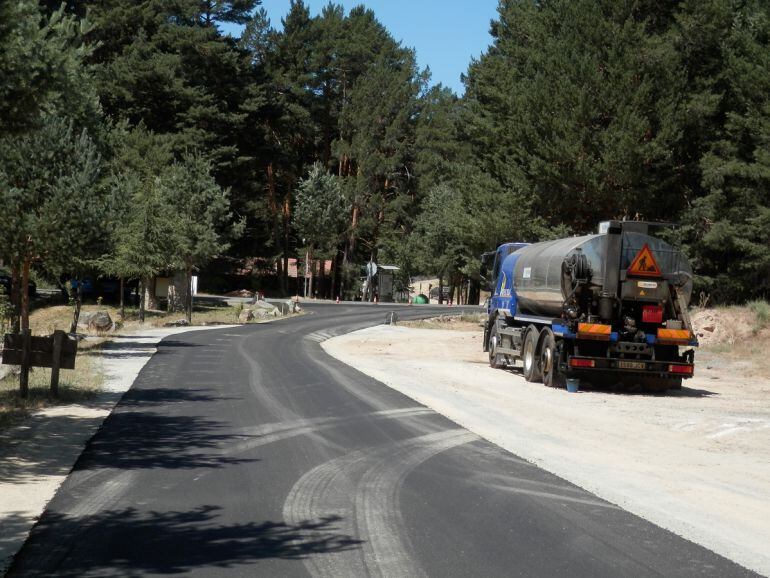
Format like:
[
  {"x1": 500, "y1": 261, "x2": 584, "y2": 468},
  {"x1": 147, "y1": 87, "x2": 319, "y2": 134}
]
[
  {"x1": 578, "y1": 323, "x2": 611, "y2": 335},
  {"x1": 657, "y1": 328, "x2": 692, "y2": 342},
  {"x1": 577, "y1": 323, "x2": 612, "y2": 338}
]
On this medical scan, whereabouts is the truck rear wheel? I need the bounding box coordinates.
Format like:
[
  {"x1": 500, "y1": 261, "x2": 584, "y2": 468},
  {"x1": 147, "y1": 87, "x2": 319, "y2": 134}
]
[
  {"x1": 488, "y1": 322, "x2": 506, "y2": 369},
  {"x1": 539, "y1": 328, "x2": 563, "y2": 388},
  {"x1": 522, "y1": 326, "x2": 542, "y2": 382}
]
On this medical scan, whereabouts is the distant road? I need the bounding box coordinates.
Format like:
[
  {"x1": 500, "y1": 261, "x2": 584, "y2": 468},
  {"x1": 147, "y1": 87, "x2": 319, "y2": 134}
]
[{"x1": 8, "y1": 303, "x2": 754, "y2": 577}]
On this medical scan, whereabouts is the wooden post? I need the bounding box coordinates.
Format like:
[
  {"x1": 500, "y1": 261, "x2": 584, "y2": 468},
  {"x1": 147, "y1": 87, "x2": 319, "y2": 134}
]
[
  {"x1": 50, "y1": 330, "x2": 64, "y2": 397},
  {"x1": 19, "y1": 328, "x2": 31, "y2": 399}
]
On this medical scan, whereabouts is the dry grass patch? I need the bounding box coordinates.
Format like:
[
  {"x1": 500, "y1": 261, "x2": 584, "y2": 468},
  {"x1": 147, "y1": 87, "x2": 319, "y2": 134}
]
[
  {"x1": 0, "y1": 353, "x2": 102, "y2": 430},
  {"x1": 25, "y1": 302, "x2": 243, "y2": 335},
  {"x1": 691, "y1": 303, "x2": 770, "y2": 378}
]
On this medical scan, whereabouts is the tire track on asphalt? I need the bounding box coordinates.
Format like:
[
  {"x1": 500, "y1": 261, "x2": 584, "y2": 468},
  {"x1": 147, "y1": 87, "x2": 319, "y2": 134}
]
[
  {"x1": 236, "y1": 332, "x2": 299, "y2": 422},
  {"x1": 282, "y1": 429, "x2": 479, "y2": 578},
  {"x1": 224, "y1": 407, "x2": 436, "y2": 456}
]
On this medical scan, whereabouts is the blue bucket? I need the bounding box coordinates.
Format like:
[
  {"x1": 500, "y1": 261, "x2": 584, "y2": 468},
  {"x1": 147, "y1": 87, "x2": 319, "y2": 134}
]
[{"x1": 566, "y1": 378, "x2": 580, "y2": 393}]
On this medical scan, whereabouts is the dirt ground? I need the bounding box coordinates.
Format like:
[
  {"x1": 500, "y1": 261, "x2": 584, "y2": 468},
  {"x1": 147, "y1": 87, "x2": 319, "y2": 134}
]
[{"x1": 322, "y1": 312, "x2": 770, "y2": 576}]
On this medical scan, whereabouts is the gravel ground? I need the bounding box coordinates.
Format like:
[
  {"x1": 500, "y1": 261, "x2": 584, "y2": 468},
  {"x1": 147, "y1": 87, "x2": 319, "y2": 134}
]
[{"x1": 323, "y1": 325, "x2": 770, "y2": 577}]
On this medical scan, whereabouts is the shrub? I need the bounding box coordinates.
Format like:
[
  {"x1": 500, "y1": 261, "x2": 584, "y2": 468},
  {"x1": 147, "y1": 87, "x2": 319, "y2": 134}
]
[{"x1": 747, "y1": 300, "x2": 770, "y2": 334}]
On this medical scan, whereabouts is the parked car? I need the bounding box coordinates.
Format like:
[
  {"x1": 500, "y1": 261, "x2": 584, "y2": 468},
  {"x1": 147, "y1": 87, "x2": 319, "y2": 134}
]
[
  {"x1": 0, "y1": 273, "x2": 37, "y2": 297},
  {"x1": 64, "y1": 276, "x2": 138, "y2": 303}
]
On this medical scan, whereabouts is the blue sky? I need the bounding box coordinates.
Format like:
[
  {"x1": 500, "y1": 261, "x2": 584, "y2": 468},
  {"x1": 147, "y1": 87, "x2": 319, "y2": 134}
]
[{"x1": 226, "y1": 1, "x2": 499, "y2": 94}]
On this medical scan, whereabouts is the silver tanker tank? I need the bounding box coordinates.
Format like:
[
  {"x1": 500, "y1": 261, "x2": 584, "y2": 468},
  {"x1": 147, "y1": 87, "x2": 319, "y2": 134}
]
[{"x1": 512, "y1": 229, "x2": 693, "y2": 319}]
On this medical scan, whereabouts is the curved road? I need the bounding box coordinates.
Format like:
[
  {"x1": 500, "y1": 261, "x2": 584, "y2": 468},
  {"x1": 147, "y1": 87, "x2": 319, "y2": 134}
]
[{"x1": 8, "y1": 303, "x2": 754, "y2": 576}]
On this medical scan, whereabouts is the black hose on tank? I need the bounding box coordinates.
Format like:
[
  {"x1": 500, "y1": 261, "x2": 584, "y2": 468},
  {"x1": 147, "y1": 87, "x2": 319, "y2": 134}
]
[
  {"x1": 561, "y1": 252, "x2": 592, "y2": 321},
  {"x1": 562, "y1": 251, "x2": 591, "y2": 288}
]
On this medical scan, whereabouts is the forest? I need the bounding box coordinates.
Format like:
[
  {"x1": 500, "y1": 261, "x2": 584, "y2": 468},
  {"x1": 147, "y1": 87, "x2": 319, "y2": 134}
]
[{"x1": 1, "y1": 0, "x2": 768, "y2": 323}]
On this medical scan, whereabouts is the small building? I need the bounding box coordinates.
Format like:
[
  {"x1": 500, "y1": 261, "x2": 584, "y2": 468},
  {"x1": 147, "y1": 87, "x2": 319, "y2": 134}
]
[{"x1": 361, "y1": 264, "x2": 406, "y2": 302}]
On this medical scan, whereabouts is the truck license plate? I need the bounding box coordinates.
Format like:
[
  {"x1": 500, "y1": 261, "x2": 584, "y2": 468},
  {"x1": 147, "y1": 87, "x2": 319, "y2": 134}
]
[{"x1": 618, "y1": 360, "x2": 646, "y2": 370}]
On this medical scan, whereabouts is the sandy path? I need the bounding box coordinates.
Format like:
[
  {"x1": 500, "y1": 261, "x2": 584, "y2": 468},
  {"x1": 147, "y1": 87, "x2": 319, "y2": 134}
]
[{"x1": 323, "y1": 325, "x2": 770, "y2": 576}]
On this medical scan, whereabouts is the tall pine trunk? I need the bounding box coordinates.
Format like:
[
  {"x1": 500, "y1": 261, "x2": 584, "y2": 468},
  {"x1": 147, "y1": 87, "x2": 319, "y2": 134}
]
[
  {"x1": 267, "y1": 163, "x2": 284, "y2": 295},
  {"x1": 10, "y1": 261, "x2": 20, "y2": 333},
  {"x1": 69, "y1": 280, "x2": 83, "y2": 334},
  {"x1": 20, "y1": 257, "x2": 30, "y2": 331},
  {"x1": 139, "y1": 279, "x2": 146, "y2": 323},
  {"x1": 186, "y1": 266, "x2": 193, "y2": 324},
  {"x1": 119, "y1": 277, "x2": 125, "y2": 319},
  {"x1": 307, "y1": 247, "x2": 314, "y2": 299},
  {"x1": 331, "y1": 249, "x2": 340, "y2": 300},
  {"x1": 282, "y1": 193, "x2": 290, "y2": 296}
]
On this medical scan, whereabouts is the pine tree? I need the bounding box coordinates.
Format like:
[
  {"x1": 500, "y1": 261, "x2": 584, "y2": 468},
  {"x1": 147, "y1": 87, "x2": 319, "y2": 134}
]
[
  {"x1": 0, "y1": 2, "x2": 96, "y2": 135},
  {"x1": 464, "y1": 0, "x2": 686, "y2": 233},
  {"x1": 294, "y1": 163, "x2": 348, "y2": 298},
  {"x1": 0, "y1": 116, "x2": 104, "y2": 332},
  {"x1": 161, "y1": 154, "x2": 243, "y2": 322},
  {"x1": 681, "y1": 1, "x2": 770, "y2": 301}
]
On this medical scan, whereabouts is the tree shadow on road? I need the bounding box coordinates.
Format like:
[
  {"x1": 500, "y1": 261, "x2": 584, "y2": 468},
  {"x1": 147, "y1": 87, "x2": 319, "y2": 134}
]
[
  {"x1": 119, "y1": 387, "x2": 236, "y2": 406},
  {"x1": 7, "y1": 507, "x2": 362, "y2": 576},
  {"x1": 73, "y1": 410, "x2": 257, "y2": 471},
  {"x1": 80, "y1": 338, "x2": 206, "y2": 359}
]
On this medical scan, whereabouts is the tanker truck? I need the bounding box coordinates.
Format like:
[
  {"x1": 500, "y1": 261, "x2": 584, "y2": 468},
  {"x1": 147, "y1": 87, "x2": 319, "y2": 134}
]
[{"x1": 482, "y1": 221, "x2": 697, "y2": 390}]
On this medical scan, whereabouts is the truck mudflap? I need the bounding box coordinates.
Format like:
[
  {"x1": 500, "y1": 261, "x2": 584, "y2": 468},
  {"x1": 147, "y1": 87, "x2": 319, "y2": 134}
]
[{"x1": 564, "y1": 356, "x2": 694, "y2": 378}]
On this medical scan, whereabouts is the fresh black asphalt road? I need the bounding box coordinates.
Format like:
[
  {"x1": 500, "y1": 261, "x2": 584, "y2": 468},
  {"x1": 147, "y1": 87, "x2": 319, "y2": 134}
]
[{"x1": 7, "y1": 303, "x2": 756, "y2": 577}]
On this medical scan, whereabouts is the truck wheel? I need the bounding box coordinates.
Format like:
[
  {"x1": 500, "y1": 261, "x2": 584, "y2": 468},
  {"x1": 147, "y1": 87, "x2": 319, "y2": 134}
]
[
  {"x1": 488, "y1": 323, "x2": 506, "y2": 369},
  {"x1": 522, "y1": 326, "x2": 542, "y2": 382},
  {"x1": 539, "y1": 328, "x2": 563, "y2": 388}
]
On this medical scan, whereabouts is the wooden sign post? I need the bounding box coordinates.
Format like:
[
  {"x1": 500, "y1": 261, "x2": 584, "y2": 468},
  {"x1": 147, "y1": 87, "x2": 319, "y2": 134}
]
[
  {"x1": 50, "y1": 330, "x2": 65, "y2": 397},
  {"x1": 2, "y1": 330, "x2": 77, "y2": 398},
  {"x1": 19, "y1": 329, "x2": 31, "y2": 399}
]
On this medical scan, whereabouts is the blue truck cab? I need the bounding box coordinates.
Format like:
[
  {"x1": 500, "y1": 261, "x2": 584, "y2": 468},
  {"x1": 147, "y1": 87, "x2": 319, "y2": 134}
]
[{"x1": 486, "y1": 242, "x2": 528, "y2": 317}]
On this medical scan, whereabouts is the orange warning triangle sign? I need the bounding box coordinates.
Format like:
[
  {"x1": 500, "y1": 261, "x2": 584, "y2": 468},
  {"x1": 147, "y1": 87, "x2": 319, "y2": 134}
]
[{"x1": 628, "y1": 243, "x2": 662, "y2": 277}]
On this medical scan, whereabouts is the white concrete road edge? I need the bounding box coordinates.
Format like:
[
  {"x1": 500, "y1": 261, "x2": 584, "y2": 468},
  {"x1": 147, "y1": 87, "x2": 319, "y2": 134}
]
[{"x1": 0, "y1": 325, "x2": 236, "y2": 574}]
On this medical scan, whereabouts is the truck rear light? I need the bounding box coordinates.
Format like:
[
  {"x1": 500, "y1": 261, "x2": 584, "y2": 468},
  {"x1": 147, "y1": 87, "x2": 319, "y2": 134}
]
[
  {"x1": 569, "y1": 358, "x2": 596, "y2": 368},
  {"x1": 642, "y1": 305, "x2": 663, "y2": 324},
  {"x1": 668, "y1": 364, "x2": 694, "y2": 375}
]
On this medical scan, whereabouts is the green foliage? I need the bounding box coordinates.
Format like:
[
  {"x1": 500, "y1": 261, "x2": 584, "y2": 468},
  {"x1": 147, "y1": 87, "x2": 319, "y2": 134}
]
[
  {"x1": 0, "y1": 115, "x2": 105, "y2": 273},
  {"x1": 462, "y1": 0, "x2": 770, "y2": 303},
  {"x1": 464, "y1": 0, "x2": 686, "y2": 233},
  {"x1": 105, "y1": 144, "x2": 241, "y2": 282},
  {"x1": 679, "y1": 0, "x2": 770, "y2": 302},
  {"x1": 2, "y1": 0, "x2": 767, "y2": 307},
  {"x1": 294, "y1": 163, "x2": 347, "y2": 254},
  {"x1": 0, "y1": 2, "x2": 98, "y2": 135},
  {"x1": 161, "y1": 153, "x2": 244, "y2": 270},
  {"x1": 747, "y1": 300, "x2": 770, "y2": 334}
]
